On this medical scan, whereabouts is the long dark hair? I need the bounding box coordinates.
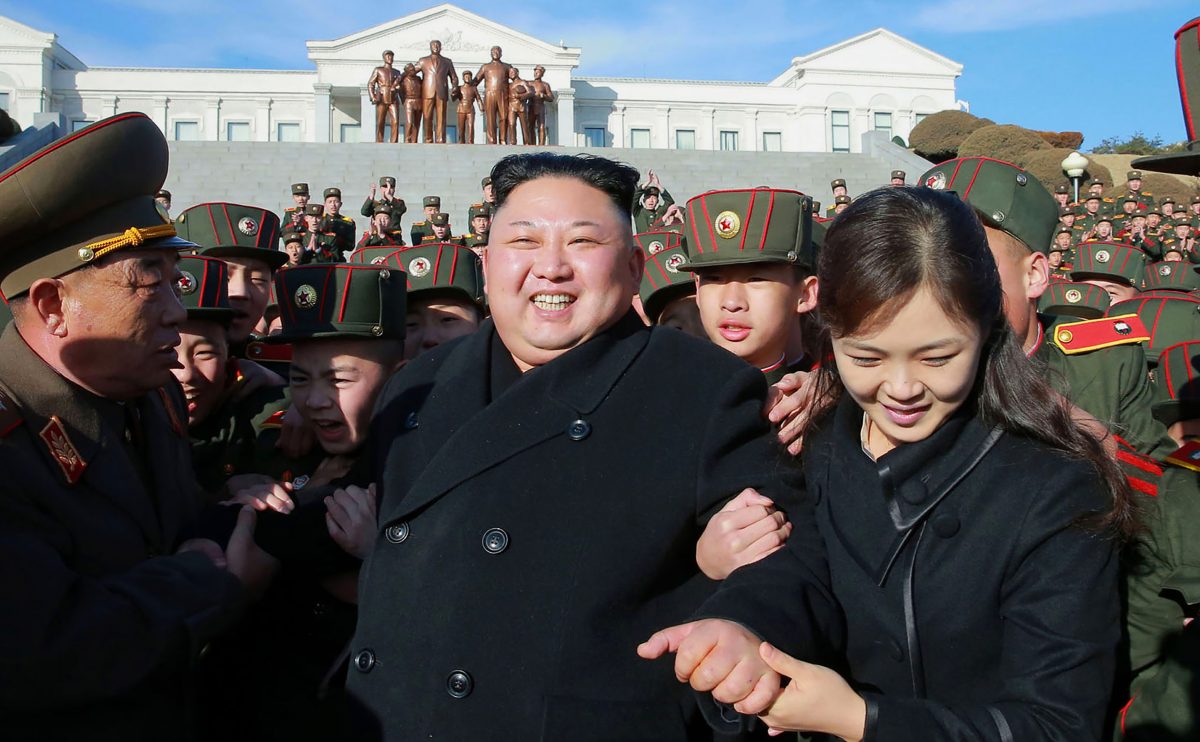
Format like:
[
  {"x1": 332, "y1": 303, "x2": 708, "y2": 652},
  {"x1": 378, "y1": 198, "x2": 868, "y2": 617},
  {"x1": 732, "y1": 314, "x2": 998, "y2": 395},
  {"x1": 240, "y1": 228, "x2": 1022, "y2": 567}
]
[{"x1": 807, "y1": 186, "x2": 1138, "y2": 541}]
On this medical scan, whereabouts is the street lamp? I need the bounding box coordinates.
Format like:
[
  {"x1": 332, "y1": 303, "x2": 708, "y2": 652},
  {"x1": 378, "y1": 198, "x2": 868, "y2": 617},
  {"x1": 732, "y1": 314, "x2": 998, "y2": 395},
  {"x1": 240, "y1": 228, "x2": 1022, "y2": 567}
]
[{"x1": 1062, "y1": 151, "x2": 1089, "y2": 204}]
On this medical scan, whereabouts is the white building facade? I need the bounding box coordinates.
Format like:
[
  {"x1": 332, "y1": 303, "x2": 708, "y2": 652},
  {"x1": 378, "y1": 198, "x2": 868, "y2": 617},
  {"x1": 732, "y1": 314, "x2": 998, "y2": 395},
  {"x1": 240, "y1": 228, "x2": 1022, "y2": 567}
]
[{"x1": 0, "y1": 4, "x2": 964, "y2": 154}]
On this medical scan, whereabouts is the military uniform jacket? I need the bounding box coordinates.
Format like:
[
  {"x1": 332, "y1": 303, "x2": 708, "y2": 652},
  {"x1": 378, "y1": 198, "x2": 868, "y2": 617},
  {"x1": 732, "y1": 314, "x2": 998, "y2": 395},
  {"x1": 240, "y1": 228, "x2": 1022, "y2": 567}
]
[
  {"x1": 699, "y1": 396, "x2": 1120, "y2": 740},
  {"x1": 410, "y1": 220, "x2": 450, "y2": 247},
  {"x1": 0, "y1": 325, "x2": 242, "y2": 741},
  {"x1": 346, "y1": 314, "x2": 836, "y2": 741},
  {"x1": 356, "y1": 230, "x2": 406, "y2": 249},
  {"x1": 633, "y1": 187, "x2": 676, "y2": 234},
  {"x1": 360, "y1": 197, "x2": 403, "y2": 219},
  {"x1": 188, "y1": 381, "x2": 288, "y2": 498}
]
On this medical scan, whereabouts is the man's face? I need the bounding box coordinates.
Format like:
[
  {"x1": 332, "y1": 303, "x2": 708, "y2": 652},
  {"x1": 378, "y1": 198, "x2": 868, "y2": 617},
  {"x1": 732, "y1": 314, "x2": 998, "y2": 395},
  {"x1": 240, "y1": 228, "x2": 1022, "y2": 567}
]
[
  {"x1": 290, "y1": 339, "x2": 397, "y2": 456},
  {"x1": 472, "y1": 215, "x2": 490, "y2": 235},
  {"x1": 890, "y1": 177, "x2": 905, "y2": 186},
  {"x1": 657, "y1": 294, "x2": 705, "y2": 338},
  {"x1": 284, "y1": 241, "x2": 304, "y2": 264},
  {"x1": 483, "y1": 183, "x2": 495, "y2": 202},
  {"x1": 1148, "y1": 214, "x2": 1161, "y2": 228},
  {"x1": 832, "y1": 286, "x2": 982, "y2": 455},
  {"x1": 304, "y1": 214, "x2": 321, "y2": 231},
  {"x1": 1191, "y1": 202, "x2": 1200, "y2": 215},
  {"x1": 1164, "y1": 204, "x2": 1175, "y2": 216},
  {"x1": 1123, "y1": 201, "x2": 1137, "y2": 214},
  {"x1": 432, "y1": 223, "x2": 449, "y2": 239},
  {"x1": 1165, "y1": 250, "x2": 1184, "y2": 262},
  {"x1": 1048, "y1": 251, "x2": 1063, "y2": 269},
  {"x1": 293, "y1": 194, "x2": 309, "y2": 208},
  {"x1": 694, "y1": 262, "x2": 810, "y2": 369},
  {"x1": 1085, "y1": 199, "x2": 1100, "y2": 214},
  {"x1": 482, "y1": 175, "x2": 642, "y2": 371},
  {"x1": 835, "y1": 203, "x2": 849, "y2": 214},
  {"x1": 424, "y1": 205, "x2": 438, "y2": 219},
  {"x1": 224, "y1": 257, "x2": 272, "y2": 342},
  {"x1": 59, "y1": 249, "x2": 187, "y2": 399},
  {"x1": 1088, "y1": 184, "x2": 1103, "y2": 196},
  {"x1": 1132, "y1": 216, "x2": 1147, "y2": 231},
  {"x1": 1054, "y1": 193, "x2": 1068, "y2": 206},
  {"x1": 384, "y1": 52, "x2": 394, "y2": 65},
  {"x1": 173, "y1": 319, "x2": 230, "y2": 426},
  {"x1": 1177, "y1": 225, "x2": 1191, "y2": 238},
  {"x1": 380, "y1": 182, "x2": 394, "y2": 198},
  {"x1": 155, "y1": 196, "x2": 171, "y2": 212},
  {"x1": 833, "y1": 186, "x2": 847, "y2": 198},
  {"x1": 983, "y1": 226, "x2": 1045, "y2": 343},
  {"x1": 1061, "y1": 213, "x2": 1076, "y2": 226},
  {"x1": 643, "y1": 192, "x2": 660, "y2": 211},
  {"x1": 1055, "y1": 233, "x2": 1071, "y2": 250},
  {"x1": 1128, "y1": 178, "x2": 1143, "y2": 192},
  {"x1": 325, "y1": 196, "x2": 341, "y2": 216},
  {"x1": 374, "y1": 213, "x2": 392, "y2": 231},
  {"x1": 404, "y1": 296, "x2": 482, "y2": 360},
  {"x1": 1080, "y1": 278, "x2": 1137, "y2": 305},
  {"x1": 1096, "y1": 222, "x2": 1113, "y2": 238},
  {"x1": 430, "y1": 40, "x2": 442, "y2": 55},
  {"x1": 491, "y1": 46, "x2": 502, "y2": 61}
]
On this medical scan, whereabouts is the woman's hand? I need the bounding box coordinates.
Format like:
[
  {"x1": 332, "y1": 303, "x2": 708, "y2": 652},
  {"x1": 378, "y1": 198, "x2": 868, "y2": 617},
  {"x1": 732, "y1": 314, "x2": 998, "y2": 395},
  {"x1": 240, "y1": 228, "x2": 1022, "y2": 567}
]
[
  {"x1": 696, "y1": 489, "x2": 791, "y2": 580},
  {"x1": 757, "y1": 642, "x2": 867, "y2": 741}
]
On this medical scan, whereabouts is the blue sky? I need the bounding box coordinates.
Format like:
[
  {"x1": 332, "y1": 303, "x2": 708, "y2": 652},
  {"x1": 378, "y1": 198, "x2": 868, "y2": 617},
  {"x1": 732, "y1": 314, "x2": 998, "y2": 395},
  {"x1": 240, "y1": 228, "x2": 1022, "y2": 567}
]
[{"x1": 4, "y1": 0, "x2": 1194, "y2": 150}]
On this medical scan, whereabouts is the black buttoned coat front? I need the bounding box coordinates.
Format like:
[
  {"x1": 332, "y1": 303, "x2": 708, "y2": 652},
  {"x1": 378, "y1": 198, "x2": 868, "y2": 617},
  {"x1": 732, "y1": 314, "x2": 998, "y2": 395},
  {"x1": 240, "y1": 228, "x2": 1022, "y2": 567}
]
[{"x1": 346, "y1": 314, "x2": 838, "y2": 741}]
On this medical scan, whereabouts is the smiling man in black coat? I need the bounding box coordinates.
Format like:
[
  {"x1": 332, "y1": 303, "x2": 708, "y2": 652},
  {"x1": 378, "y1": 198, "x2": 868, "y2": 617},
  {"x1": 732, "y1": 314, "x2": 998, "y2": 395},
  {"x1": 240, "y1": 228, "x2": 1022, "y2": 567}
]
[{"x1": 345, "y1": 153, "x2": 837, "y2": 741}]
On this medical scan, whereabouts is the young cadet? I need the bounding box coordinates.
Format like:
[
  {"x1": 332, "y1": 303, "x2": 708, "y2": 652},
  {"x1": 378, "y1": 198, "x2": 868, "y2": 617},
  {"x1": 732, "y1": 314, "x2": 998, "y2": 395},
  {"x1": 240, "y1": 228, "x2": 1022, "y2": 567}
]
[
  {"x1": 917, "y1": 156, "x2": 1176, "y2": 459},
  {"x1": 1048, "y1": 225, "x2": 1074, "y2": 275},
  {"x1": 633, "y1": 168, "x2": 676, "y2": 233},
  {"x1": 300, "y1": 203, "x2": 345, "y2": 264},
  {"x1": 283, "y1": 182, "x2": 309, "y2": 230},
  {"x1": 678, "y1": 188, "x2": 818, "y2": 384},
  {"x1": 462, "y1": 202, "x2": 491, "y2": 251},
  {"x1": 825, "y1": 178, "x2": 848, "y2": 217},
  {"x1": 420, "y1": 212, "x2": 463, "y2": 245},
  {"x1": 1070, "y1": 241, "x2": 1146, "y2": 305},
  {"x1": 281, "y1": 230, "x2": 308, "y2": 269},
  {"x1": 202, "y1": 262, "x2": 407, "y2": 741},
  {"x1": 634, "y1": 230, "x2": 705, "y2": 338},
  {"x1": 379, "y1": 242, "x2": 486, "y2": 360},
  {"x1": 171, "y1": 255, "x2": 288, "y2": 497},
  {"x1": 410, "y1": 195, "x2": 444, "y2": 245},
  {"x1": 356, "y1": 204, "x2": 405, "y2": 249},
  {"x1": 321, "y1": 187, "x2": 357, "y2": 256},
  {"x1": 361, "y1": 175, "x2": 405, "y2": 220}
]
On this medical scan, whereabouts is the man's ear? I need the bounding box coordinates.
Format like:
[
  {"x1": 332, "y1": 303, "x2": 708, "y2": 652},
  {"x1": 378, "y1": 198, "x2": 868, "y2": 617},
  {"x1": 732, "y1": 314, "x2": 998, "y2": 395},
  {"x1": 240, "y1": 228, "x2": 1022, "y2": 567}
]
[
  {"x1": 25, "y1": 277, "x2": 69, "y2": 337},
  {"x1": 796, "y1": 275, "x2": 819, "y2": 314},
  {"x1": 1025, "y1": 251, "x2": 1050, "y2": 301},
  {"x1": 626, "y1": 243, "x2": 645, "y2": 285}
]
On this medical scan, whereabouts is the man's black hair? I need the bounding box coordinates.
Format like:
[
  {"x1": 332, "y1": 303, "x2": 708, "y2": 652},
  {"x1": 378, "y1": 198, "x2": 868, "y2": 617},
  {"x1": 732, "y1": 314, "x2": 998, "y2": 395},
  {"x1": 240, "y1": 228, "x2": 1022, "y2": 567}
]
[{"x1": 489, "y1": 153, "x2": 640, "y2": 221}]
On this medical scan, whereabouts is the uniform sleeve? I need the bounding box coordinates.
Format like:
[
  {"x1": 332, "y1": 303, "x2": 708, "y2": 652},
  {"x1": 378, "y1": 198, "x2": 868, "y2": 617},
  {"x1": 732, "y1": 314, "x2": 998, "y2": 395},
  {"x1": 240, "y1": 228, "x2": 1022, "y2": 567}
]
[
  {"x1": 862, "y1": 464, "x2": 1119, "y2": 742},
  {"x1": 0, "y1": 474, "x2": 243, "y2": 711},
  {"x1": 660, "y1": 188, "x2": 676, "y2": 208},
  {"x1": 360, "y1": 198, "x2": 375, "y2": 218},
  {"x1": 1114, "y1": 345, "x2": 1177, "y2": 460}
]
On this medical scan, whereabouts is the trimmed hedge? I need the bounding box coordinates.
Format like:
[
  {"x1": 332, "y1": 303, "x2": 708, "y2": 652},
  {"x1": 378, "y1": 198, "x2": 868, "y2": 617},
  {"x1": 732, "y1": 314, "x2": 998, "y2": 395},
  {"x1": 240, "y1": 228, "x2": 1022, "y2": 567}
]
[
  {"x1": 958, "y1": 125, "x2": 1049, "y2": 168},
  {"x1": 909, "y1": 110, "x2": 992, "y2": 163},
  {"x1": 1023, "y1": 148, "x2": 1113, "y2": 198}
]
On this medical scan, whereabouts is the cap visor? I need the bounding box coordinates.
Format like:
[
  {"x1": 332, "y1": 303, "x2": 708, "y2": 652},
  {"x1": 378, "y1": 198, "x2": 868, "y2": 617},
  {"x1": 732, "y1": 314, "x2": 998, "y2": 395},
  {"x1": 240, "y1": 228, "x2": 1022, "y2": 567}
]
[
  {"x1": 201, "y1": 245, "x2": 289, "y2": 269},
  {"x1": 1130, "y1": 150, "x2": 1200, "y2": 177}
]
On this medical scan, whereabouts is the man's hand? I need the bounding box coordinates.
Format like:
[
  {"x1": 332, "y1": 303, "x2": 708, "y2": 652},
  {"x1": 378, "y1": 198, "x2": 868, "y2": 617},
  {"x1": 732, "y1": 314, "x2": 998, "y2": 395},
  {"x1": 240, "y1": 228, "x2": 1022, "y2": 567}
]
[
  {"x1": 765, "y1": 370, "x2": 816, "y2": 456},
  {"x1": 756, "y1": 643, "x2": 866, "y2": 741},
  {"x1": 225, "y1": 506, "x2": 280, "y2": 594},
  {"x1": 369, "y1": 183, "x2": 377, "y2": 196},
  {"x1": 276, "y1": 404, "x2": 316, "y2": 459},
  {"x1": 648, "y1": 169, "x2": 661, "y2": 187},
  {"x1": 326, "y1": 484, "x2": 378, "y2": 559},
  {"x1": 697, "y1": 489, "x2": 791, "y2": 580},
  {"x1": 177, "y1": 538, "x2": 227, "y2": 569},
  {"x1": 638, "y1": 619, "x2": 781, "y2": 713},
  {"x1": 662, "y1": 203, "x2": 685, "y2": 227}
]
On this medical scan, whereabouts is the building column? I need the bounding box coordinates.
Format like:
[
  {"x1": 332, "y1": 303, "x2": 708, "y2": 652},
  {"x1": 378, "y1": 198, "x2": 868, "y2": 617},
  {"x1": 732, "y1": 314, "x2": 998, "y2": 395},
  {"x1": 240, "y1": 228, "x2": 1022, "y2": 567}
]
[
  {"x1": 314, "y1": 83, "x2": 332, "y2": 143},
  {"x1": 658, "y1": 106, "x2": 671, "y2": 149},
  {"x1": 359, "y1": 85, "x2": 374, "y2": 141},
  {"x1": 704, "y1": 107, "x2": 716, "y2": 150},
  {"x1": 14, "y1": 87, "x2": 46, "y2": 129},
  {"x1": 745, "y1": 107, "x2": 759, "y2": 151},
  {"x1": 257, "y1": 99, "x2": 274, "y2": 142},
  {"x1": 555, "y1": 87, "x2": 575, "y2": 146},
  {"x1": 611, "y1": 104, "x2": 626, "y2": 148},
  {"x1": 151, "y1": 96, "x2": 169, "y2": 135},
  {"x1": 204, "y1": 98, "x2": 222, "y2": 141},
  {"x1": 103, "y1": 96, "x2": 119, "y2": 117}
]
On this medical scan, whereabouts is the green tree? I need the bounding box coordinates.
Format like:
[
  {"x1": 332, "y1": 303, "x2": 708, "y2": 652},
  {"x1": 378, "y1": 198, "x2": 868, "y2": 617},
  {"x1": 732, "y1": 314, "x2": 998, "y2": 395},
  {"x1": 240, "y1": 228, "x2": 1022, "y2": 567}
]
[{"x1": 1090, "y1": 131, "x2": 1188, "y2": 155}]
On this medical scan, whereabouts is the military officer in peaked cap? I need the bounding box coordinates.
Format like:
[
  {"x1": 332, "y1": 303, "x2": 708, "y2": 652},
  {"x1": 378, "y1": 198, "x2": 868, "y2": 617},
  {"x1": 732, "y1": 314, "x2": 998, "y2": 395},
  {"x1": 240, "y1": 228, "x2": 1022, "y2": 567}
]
[{"x1": 0, "y1": 112, "x2": 271, "y2": 741}]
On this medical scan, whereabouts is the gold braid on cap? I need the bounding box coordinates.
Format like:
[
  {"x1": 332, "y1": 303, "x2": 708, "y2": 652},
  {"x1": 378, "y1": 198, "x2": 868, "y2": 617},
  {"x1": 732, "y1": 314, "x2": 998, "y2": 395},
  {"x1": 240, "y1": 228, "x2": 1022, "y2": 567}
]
[{"x1": 77, "y1": 224, "x2": 178, "y2": 262}]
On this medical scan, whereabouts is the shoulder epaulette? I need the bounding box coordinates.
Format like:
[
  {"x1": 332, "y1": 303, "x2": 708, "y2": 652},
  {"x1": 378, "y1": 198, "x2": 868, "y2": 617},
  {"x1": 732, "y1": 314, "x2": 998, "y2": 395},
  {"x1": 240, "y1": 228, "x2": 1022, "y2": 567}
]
[
  {"x1": 0, "y1": 388, "x2": 23, "y2": 437},
  {"x1": 421, "y1": 235, "x2": 437, "y2": 242},
  {"x1": 413, "y1": 221, "x2": 427, "y2": 227},
  {"x1": 470, "y1": 202, "x2": 483, "y2": 208},
  {"x1": 1165, "y1": 439, "x2": 1200, "y2": 472},
  {"x1": 39, "y1": 415, "x2": 86, "y2": 484},
  {"x1": 1051, "y1": 313, "x2": 1150, "y2": 354},
  {"x1": 259, "y1": 409, "x2": 287, "y2": 429}
]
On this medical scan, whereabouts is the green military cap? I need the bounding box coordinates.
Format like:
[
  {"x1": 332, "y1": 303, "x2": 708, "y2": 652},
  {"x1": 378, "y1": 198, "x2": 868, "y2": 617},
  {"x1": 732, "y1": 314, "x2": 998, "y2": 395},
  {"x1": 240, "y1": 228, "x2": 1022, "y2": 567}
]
[
  {"x1": 1084, "y1": 193, "x2": 1101, "y2": 202},
  {"x1": 1128, "y1": 170, "x2": 1144, "y2": 180},
  {"x1": 635, "y1": 231, "x2": 692, "y2": 322},
  {"x1": 1161, "y1": 196, "x2": 1176, "y2": 206},
  {"x1": 830, "y1": 178, "x2": 846, "y2": 190},
  {"x1": 379, "y1": 176, "x2": 396, "y2": 188},
  {"x1": 304, "y1": 203, "x2": 324, "y2": 217},
  {"x1": 480, "y1": 177, "x2": 492, "y2": 188},
  {"x1": 1144, "y1": 261, "x2": 1200, "y2": 292},
  {"x1": 891, "y1": 170, "x2": 905, "y2": 179},
  {"x1": 1088, "y1": 178, "x2": 1105, "y2": 186},
  {"x1": 1149, "y1": 207, "x2": 1164, "y2": 217},
  {"x1": 919, "y1": 157, "x2": 1056, "y2": 255},
  {"x1": 374, "y1": 203, "x2": 394, "y2": 217},
  {"x1": 0, "y1": 112, "x2": 197, "y2": 298},
  {"x1": 1095, "y1": 214, "x2": 1113, "y2": 224},
  {"x1": 323, "y1": 187, "x2": 341, "y2": 200},
  {"x1": 282, "y1": 231, "x2": 304, "y2": 245},
  {"x1": 1054, "y1": 185, "x2": 1069, "y2": 195},
  {"x1": 381, "y1": 243, "x2": 484, "y2": 307},
  {"x1": 268, "y1": 263, "x2": 406, "y2": 343},
  {"x1": 678, "y1": 188, "x2": 814, "y2": 272},
  {"x1": 1070, "y1": 242, "x2": 1146, "y2": 285},
  {"x1": 423, "y1": 196, "x2": 441, "y2": 208},
  {"x1": 174, "y1": 202, "x2": 287, "y2": 270},
  {"x1": 176, "y1": 255, "x2": 236, "y2": 325},
  {"x1": 431, "y1": 212, "x2": 449, "y2": 227},
  {"x1": 1152, "y1": 340, "x2": 1200, "y2": 426},
  {"x1": 291, "y1": 183, "x2": 309, "y2": 196},
  {"x1": 156, "y1": 189, "x2": 172, "y2": 201},
  {"x1": 834, "y1": 195, "x2": 851, "y2": 205},
  {"x1": 348, "y1": 246, "x2": 401, "y2": 265},
  {"x1": 1110, "y1": 295, "x2": 1200, "y2": 362},
  {"x1": 1192, "y1": 196, "x2": 1200, "y2": 204},
  {"x1": 468, "y1": 203, "x2": 491, "y2": 221},
  {"x1": 1038, "y1": 281, "x2": 1111, "y2": 319},
  {"x1": 1059, "y1": 206, "x2": 1075, "y2": 216},
  {"x1": 811, "y1": 200, "x2": 821, "y2": 212}
]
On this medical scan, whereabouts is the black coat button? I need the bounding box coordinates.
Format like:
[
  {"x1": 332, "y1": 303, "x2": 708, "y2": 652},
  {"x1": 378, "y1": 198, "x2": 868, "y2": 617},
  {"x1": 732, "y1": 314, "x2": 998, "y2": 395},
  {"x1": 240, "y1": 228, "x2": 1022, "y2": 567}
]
[
  {"x1": 354, "y1": 649, "x2": 376, "y2": 673},
  {"x1": 566, "y1": 419, "x2": 591, "y2": 441},
  {"x1": 932, "y1": 513, "x2": 961, "y2": 538},
  {"x1": 446, "y1": 670, "x2": 473, "y2": 698},
  {"x1": 482, "y1": 528, "x2": 509, "y2": 554},
  {"x1": 385, "y1": 521, "x2": 409, "y2": 544},
  {"x1": 900, "y1": 483, "x2": 928, "y2": 505},
  {"x1": 404, "y1": 412, "x2": 419, "y2": 430}
]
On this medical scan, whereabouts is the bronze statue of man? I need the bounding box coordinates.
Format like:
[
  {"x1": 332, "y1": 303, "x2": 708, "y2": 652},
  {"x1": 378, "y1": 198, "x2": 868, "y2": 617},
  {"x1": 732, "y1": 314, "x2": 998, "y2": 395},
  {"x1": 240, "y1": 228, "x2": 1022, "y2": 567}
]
[
  {"x1": 400, "y1": 63, "x2": 423, "y2": 144},
  {"x1": 528, "y1": 65, "x2": 555, "y2": 146},
  {"x1": 415, "y1": 39, "x2": 458, "y2": 144},
  {"x1": 455, "y1": 70, "x2": 482, "y2": 144},
  {"x1": 367, "y1": 50, "x2": 402, "y2": 143},
  {"x1": 506, "y1": 67, "x2": 531, "y2": 145},
  {"x1": 475, "y1": 45, "x2": 513, "y2": 145}
]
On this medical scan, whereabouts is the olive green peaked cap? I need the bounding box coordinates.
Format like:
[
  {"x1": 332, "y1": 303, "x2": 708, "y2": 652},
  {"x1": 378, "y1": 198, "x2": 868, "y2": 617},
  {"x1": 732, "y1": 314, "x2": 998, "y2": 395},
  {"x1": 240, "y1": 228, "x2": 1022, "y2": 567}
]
[
  {"x1": 268, "y1": 264, "x2": 407, "y2": 344},
  {"x1": 379, "y1": 243, "x2": 484, "y2": 307},
  {"x1": 635, "y1": 231, "x2": 692, "y2": 322},
  {"x1": 1038, "y1": 281, "x2": 1111, "y2": 320},
  {"x1": 678, "y1": 188, "x2": 815, "y2": 272},
  {"x1": 1152, "y1": 340, "x2": 1200, "y2": 425},
  {"x1": 1070, "y1": 242, "x2": 1147, "y2": 286},
  {"x1": 1108, "y1": 295, "x2": 1200, "y2": 362},
  {"x1": 174, "y1": 202, "x2": 287, "y2": 269},
  {"x1": 919, "y1": 157, "x2": 1058, "y2": 255},
  {"x1": 0, "y1": 112, "x2": 197, "y2": 298},
  {"x1": 176, "y1": 255, "x2": 236, "y2": 324},
  {"x1": 348, "y1": 246, "x2": 403, "y2": 266},
  {"x1": 1143, "y1": 261, "x2": 1200, "y2": 292}
]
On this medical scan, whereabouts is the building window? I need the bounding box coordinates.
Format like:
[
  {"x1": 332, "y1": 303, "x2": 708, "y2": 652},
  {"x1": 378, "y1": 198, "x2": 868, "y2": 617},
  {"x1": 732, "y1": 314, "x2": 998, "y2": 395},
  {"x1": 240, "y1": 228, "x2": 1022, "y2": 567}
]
[
  {"x1": 629, "y1": 128, "x2": 651, "y2": 149},
  {"x1": 762, "y1": 132, "x2": 782, "y2": 152},
  {"x1": 583, "y1": 127, "x2": 606, "y2": 147},
  {"x1": 873, "y1": 112, "x2": 892, "y2": 139},
  {"x1": 174, "y1": 121, "x2": 200, "y2": 141},
  {"x1": 0, "y1": 92, "x2": 9, "y2": 111},
  {"x1": 719, "y1": 130, "x2": 739, "y2": 151},
  {"x1": 71, "y1": 120, "x2": 94, "y2": 132},
  {"x1": 225, "y1": 121, "x2": 251, "y2": 141},
  {"x1": 831, "y1": 110, "x2": 850, "y2": 153},
  {"x1": 276, "y1": 122, "x2": 301, "y2": 142},
  {"x1": 445, "y1": 125, "x2": 457, "y2": 143},
  {"x1": 340, "y1": 124, "x2": 360, "y2": 143},
  {"x1": 675, "y1": 129, "x2": 696, "y2": 150}
]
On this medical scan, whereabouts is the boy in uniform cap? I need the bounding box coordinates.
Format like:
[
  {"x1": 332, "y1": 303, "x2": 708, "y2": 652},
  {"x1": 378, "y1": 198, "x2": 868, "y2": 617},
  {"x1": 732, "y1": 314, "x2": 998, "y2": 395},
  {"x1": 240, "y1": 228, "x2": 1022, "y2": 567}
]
[
  {"x1": 919, "y1": 155, "x2": 1175, "y2": 458},
  {"x1": 156, "y1": 188, "x2": 172, "y2": 216},
  {"x1": 361, "y1": 176, "x2": 405, "y2": 221},
  {"x1": 322, "y1": 187, "x2": 357, "y2": 257},
  {"x1": 480, "y1": 175, "x2": 496, "y2": 210},
  {"x1": 1070, "y1": 241, "x2": 1146, "y2": 304},
  {"x1": 677, "y1": 188, "x2": 818, "y2": 384},
  {"x1": 1075, "y1": 193, "x2": 1103, "y2": 233},
  {"x1": 284, "y1": 183, "x2": 310, "y2": 230},
  {"x1": 1052, "y1": 183, "x2": 1071, "y2": 208},
  {"x1": 421, "y1": 212, "x2": 463, "y2": 246},
  {"x1": 281, "y1": 230, "x2": 308, "y2": 269},
  {"x1": 462, "y1": 203, "x2": 492, "y2": 251},
  {"x1": 889, "y1": 169, "x2": 905, "y2": 186},
  {"x1": 633, "y1": 169, "x2": 677, "y2": 233},
  {"x1": 1037, "y1": 280, "x2": 1111, "y2": 319},
  {"x1": 1084, "y1": 214, "x2": 1117, "y2": 243},
  {"x1": 1159, "y1": 195, "x2": 1176, "y2": 218},
  {"x1": 297, "y1": 203, "x2": 344, "y2": 264},
  {"x1": 410, "y1": 195, "x2": 444, "y2": 246},
  {"x1": 825, "y1": 178, "x2": 848, "y2": 217},
  {"x1": 174, "y1": 202, "x2": 287, "y2": 346},
  {"x1": 634, "y1": 230, "x2": 703, "y2": 338},
  {"x1": 0, "y1": 112, "x2": 254, "y2": 738},
  {"x1": 377, "y1": 243, "x2": 485, "y2": 360},
  {"x1": 1161, "y1": 215, "x2": 1199, "y2": 259},
  {"x1": 1118, "y1": 170, "x2": 1155, "y2": 209},
  {"x1": 830, "y1": 194, "x2": 851, "y2": 216},
  {"x1": 357, "y1": 204, "x2": 405, "y2": 250},
  {"x1": 1048, "y1": 226, "x2": 1075, "y2": 275}
]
